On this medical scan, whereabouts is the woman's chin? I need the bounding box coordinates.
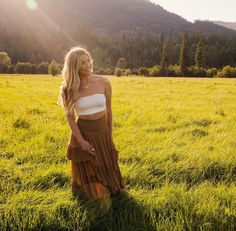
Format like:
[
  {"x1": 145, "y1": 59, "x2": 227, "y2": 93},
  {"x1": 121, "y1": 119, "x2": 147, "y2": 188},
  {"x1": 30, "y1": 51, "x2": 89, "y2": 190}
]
[{"x1": 80, "y1": 71, "x2": 91, "y2": 76}]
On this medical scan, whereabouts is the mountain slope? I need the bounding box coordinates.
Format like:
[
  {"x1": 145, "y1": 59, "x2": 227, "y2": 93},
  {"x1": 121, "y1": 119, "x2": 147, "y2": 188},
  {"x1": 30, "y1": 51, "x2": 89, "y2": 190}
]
[
  {"x1": 0, "y1": 0, "x2": 236, "y2": 64},
  {"x1": 213, "y1": 21, "x2": 236, "y2": 31},
  {"x1": 1, "y1": 0, "x2": 235, "y2": 37}
]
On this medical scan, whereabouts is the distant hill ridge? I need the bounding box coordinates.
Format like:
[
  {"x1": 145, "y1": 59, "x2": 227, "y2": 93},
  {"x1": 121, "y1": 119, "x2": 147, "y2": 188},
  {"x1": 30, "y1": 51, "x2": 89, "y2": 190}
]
[
  {"x1": 1, "y1": 0, "x2": 236, "y2": 37},
  {"x1": 212, "y1": 21, "x2": 236, "y2": 31}
]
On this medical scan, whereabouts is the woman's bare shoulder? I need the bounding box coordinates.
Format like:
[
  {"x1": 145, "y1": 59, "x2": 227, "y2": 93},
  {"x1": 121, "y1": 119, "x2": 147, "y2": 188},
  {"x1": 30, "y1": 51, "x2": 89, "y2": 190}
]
[
  {"x1": 92, "y1": 74, "x2": 109, "y2": 83},
  {"x1": 92, "y1": 74, "x2": 106, "y2": 80}
]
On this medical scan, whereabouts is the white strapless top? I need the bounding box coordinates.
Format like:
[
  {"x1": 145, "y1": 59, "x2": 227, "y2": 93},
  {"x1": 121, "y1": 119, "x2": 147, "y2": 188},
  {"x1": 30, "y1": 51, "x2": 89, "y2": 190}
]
[{"x1": 74, "y1": 93, "x2": 106, "y2": 116}]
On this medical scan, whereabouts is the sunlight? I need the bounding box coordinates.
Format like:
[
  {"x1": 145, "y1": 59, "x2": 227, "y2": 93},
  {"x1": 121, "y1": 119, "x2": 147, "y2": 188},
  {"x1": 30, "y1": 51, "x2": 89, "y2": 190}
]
[
  {"x1": 6, "y1": 0, "x2": 76, "y2": 58},
  {"x1": 25, "y1": 0, "x2": 38, "y2": 11}
]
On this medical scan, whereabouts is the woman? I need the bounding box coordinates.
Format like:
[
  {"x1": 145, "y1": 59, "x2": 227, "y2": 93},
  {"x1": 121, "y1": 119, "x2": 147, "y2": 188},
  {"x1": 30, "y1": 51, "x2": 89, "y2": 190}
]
[{"x1": 57, "y1": 46, "x2": 126, "y2": 212}]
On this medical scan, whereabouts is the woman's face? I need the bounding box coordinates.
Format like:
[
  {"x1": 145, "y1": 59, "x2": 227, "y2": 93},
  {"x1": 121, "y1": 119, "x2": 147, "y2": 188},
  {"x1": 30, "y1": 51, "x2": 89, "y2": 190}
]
[{"x1": 78, "y1": 54, "x2": 93, "y2": 76}]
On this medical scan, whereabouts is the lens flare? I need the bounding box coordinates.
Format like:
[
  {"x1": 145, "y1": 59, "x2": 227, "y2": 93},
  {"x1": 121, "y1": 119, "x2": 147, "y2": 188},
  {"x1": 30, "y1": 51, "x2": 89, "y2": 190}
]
[{"x1": 25, "y1": 0, "x2": 38, "y2": 11}]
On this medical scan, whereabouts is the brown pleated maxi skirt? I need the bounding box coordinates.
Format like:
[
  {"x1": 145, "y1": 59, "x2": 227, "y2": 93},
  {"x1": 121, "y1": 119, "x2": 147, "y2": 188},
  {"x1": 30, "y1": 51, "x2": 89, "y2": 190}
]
[{"x1": 66, "y1": 114, "x2": 126, "y2": 204}]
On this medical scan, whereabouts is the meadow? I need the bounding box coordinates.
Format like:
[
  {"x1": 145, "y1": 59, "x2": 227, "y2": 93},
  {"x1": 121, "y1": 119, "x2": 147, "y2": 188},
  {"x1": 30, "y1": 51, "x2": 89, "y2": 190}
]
[{"x1": 0, "y1": 74, "x2": 236, "y2": 231}]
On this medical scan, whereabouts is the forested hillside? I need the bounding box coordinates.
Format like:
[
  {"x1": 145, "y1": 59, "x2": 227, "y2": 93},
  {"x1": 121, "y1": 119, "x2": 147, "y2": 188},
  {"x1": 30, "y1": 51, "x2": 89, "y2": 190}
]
[{"x1": 0, "y1": 0, "x2": 236, "y2": 69}]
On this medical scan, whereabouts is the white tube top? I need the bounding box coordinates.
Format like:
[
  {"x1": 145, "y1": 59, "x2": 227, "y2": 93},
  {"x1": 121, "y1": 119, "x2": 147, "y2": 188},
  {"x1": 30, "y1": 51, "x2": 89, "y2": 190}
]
[{"x1": 74, "y1": 93, "x2": 106, "y2": 116}]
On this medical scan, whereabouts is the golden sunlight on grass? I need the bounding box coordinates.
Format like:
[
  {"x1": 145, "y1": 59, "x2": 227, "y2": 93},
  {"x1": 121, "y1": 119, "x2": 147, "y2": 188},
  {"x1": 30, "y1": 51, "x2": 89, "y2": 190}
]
[{"x1": 0, "y1": 75, "x2": 236, "y2": 230}]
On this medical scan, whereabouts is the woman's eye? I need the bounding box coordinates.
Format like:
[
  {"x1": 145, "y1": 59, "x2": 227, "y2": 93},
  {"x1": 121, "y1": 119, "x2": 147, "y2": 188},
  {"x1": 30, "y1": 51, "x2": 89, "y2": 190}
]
[{"x1": 81, "y1": 59, "x2": 92, "y2": 65}]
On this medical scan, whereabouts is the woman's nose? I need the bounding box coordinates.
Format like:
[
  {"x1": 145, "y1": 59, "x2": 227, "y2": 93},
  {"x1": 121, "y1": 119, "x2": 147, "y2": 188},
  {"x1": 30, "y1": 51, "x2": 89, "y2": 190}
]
[{"x1": 85, "y1": 62, "x2": 90, "y2": 68}]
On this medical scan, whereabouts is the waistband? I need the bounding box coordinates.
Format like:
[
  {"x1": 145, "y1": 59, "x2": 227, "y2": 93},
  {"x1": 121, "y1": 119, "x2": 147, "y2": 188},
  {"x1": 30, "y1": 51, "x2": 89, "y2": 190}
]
[{"x1": 76, "y1": 114, "x2": 107, "y2": 132}]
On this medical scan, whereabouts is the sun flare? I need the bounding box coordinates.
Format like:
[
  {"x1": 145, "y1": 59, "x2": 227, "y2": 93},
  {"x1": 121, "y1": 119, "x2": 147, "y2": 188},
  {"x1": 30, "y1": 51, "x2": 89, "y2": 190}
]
[{"x1": 25, "y1": 0, "x2": 38, "y2": 11}]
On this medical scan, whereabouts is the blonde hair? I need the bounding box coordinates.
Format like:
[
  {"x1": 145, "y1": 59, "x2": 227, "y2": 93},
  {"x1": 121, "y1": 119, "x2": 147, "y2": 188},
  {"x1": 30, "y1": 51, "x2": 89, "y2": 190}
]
[{"x1": 57, "y1": 46, "x2": 93, "y2": 115}]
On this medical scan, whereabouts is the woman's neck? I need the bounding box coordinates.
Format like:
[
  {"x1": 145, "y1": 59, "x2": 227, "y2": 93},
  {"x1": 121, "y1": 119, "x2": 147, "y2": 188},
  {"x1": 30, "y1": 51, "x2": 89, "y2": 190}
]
[{"x1": 80, "y1": 74, "x2": 91, "y2": 85}]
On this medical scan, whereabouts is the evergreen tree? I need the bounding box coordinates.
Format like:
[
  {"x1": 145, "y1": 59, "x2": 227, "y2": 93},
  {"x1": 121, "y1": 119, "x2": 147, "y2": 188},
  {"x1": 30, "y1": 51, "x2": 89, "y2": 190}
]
[
  {"x1": 195, "y1": 37, "x2": 204, "y2": 76},
  {"x1": 159, "y1": 33, "x2": 165, "y2": 59},
  {"x1": 179, "y1": 32, "x2": 189, "y2": 76},
  {"x1": 160, "y1": 35, "x2": 172, "y2": 76}
]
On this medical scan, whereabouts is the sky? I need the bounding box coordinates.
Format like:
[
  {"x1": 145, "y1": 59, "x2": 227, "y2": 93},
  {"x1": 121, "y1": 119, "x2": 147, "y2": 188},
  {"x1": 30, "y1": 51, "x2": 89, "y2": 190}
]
[{"x1": 150, "y1": 0, "x2": 236, "y2": 22}]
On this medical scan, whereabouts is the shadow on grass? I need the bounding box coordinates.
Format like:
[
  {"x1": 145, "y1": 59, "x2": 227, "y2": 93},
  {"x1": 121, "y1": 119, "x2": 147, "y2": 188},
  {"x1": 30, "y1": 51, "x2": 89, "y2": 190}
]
[{"x1": 72, "y1": 191, "x2": 156, "y2": 231}]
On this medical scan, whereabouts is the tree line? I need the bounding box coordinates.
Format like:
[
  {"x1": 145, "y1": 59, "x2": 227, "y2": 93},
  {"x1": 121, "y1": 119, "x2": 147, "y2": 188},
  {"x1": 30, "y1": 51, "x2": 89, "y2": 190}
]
[
  {"x1": 0, "y1": 53, "x2": 61, "y2": 76},
  {"x1": 0, "y1": 31, "x2": 236, "y2": 77},
  {"x1": 100, "y1": 31, "x2": 236, "y2": 78}
]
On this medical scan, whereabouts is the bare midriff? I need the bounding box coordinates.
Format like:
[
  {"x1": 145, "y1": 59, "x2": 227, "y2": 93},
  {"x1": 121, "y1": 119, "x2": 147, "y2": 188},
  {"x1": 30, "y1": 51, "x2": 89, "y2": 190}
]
[{"x1": 78, "y1": 110, "x2": 106, "y2": 120}]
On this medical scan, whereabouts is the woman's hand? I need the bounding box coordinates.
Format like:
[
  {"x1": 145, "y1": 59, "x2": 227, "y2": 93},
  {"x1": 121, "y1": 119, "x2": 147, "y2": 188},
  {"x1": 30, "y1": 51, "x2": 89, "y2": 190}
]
[{"x1": 78, "y1": 139, "x2": 96, "y2": 156}]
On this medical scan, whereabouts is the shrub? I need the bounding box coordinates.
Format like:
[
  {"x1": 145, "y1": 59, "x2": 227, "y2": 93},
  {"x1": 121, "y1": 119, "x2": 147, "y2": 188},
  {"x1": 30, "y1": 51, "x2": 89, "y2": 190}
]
[
  {"x1": 206, "y1": 68, "x2": 218, "y2": 77},
  {"x1": 0, "y1": 51, "x2": 11, "y2": 73},
  {"x1": 187, "y1": 66, "x2": 198, "y2": 77},
  {"x1": 234, "y1": 67, "x2": 236, "y2": 77},
  {"x1": 15, "y1": 62, "x2": 32, "y2": 74},
  {"x1": 138, "y1": 67, "x2": 149, "y2": 76},
  {"x1": 31, "y1": 64, "x2": 37, "y2": 74},
  {"x1": 124, "y1": 69, "x2": 131, "y2": 76},
  {"x1": 49, "y1": 59, "x2": 60, "y2": 76},
  {"x1": 24, "y1": 62, "x2": 32, "y2": 74},
  {"x1": 187, "y1": 66, "x2": 207, "y2": 77},
  {"x1": 37, "y1": 62, "x2": 49, "y2": 74},
  {"x1": 114, "y1": 68, "x2": 123, "y2": 76},
  {"x1": 217, "y1": 65, "x2": 236, "y2": 78},
  {"x1": 7, "y1": 65, "x2": 15, "y2": 74},
  {"x1": 149, "y1": 65, "x2": 160, "y2": 77},
  {"x1": 199, "y1": 68, "x2": 207, "y2": 77},
  {"x1": 0, "y1": 65, "x2": 8, "y2": 73},
  {"x1": 168, "y1": 65, "x2": 182, "y2": 77},
  {"x1": 131, "y1": 68, "x2": 138, "y2": 75}
]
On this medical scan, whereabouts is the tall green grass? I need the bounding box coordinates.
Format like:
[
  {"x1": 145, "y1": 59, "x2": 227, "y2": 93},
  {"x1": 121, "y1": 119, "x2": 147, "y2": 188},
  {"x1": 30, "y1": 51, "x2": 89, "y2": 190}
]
[{"x1": 0, "y1": 74, "x2": 236, "y2": 230}]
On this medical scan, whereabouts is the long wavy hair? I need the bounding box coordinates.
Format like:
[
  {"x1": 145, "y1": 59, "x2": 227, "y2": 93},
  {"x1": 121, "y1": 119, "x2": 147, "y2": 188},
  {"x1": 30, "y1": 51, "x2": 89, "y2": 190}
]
[{"x1": 57, "y1": 46, "x2": 93, "y2": 115}]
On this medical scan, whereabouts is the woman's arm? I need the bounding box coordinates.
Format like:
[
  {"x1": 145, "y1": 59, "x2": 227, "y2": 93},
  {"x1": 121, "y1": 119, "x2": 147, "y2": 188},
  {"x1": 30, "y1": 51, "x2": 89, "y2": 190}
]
[
  {"x1": 66, "y1": 111, "x2": 84, "y2": 144},
  {"x1": 104, "y1": 77, "x2": 113, "y2": 138},
  {"x1": 66, "y1": 112, "x2": 96, "y2": 155}
]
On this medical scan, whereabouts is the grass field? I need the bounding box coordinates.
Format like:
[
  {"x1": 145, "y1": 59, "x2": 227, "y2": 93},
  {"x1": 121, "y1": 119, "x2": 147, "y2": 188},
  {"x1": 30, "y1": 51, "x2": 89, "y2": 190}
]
[{"x1": 0, "y1": 74, "x2": 236, "y2": 231}]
